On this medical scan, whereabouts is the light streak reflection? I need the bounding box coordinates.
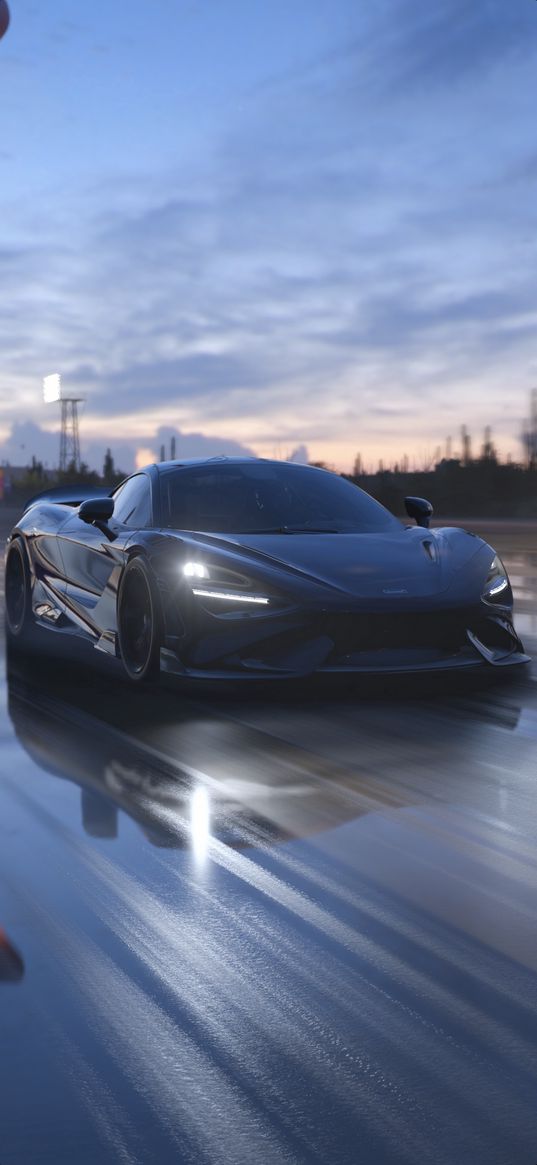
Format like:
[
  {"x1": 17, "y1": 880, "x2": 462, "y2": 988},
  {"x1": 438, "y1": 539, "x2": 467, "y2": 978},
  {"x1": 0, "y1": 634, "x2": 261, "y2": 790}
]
[{"x1": 190, "y1": 786, "x2": 210, "y2": 864}]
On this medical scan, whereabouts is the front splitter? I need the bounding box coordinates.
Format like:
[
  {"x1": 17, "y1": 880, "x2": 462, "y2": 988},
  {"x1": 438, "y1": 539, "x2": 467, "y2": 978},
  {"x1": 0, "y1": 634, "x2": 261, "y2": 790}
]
[{"x1": 159, "y1": 645, "x2": 530, "y2": 682}]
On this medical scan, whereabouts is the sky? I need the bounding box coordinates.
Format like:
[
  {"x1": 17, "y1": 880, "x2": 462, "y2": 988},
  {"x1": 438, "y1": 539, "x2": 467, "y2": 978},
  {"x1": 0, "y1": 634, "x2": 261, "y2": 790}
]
[{"x1": 1, "y1": 0, "x2": 536, "y2": 474}]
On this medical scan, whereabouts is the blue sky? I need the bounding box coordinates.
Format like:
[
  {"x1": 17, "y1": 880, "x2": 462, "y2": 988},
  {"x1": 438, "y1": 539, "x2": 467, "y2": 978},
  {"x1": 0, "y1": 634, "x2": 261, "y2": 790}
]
[{"x1": 1, "y1": 0, "x2": 536, "y2": 473}]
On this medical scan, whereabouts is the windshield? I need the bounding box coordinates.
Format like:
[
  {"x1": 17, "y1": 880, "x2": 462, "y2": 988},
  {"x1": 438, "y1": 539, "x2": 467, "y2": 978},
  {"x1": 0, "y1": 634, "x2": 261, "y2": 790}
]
[{"x1": 160, "y1": 462, "x2": 398, "y2": 534}]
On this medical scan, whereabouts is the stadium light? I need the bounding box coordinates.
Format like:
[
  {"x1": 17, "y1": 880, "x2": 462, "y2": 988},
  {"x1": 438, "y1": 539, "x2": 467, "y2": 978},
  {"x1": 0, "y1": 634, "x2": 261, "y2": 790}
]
[
  {"x1": 43, "y1": 373, "x2": 62, "y2": 403},
  {"x1": 42, "y1": 372, "x2": 82, "y2": 471}
]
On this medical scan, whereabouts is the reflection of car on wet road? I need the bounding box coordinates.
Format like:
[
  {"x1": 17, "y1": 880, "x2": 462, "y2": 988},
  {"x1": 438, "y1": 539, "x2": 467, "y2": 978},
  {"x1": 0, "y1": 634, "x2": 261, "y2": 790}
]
[
  {"x1": 4, "y1": 459, "x2": 530, "y2": 683},
  {"x1": 7, "y1": 655, "x2": 371, "y2": 850}
]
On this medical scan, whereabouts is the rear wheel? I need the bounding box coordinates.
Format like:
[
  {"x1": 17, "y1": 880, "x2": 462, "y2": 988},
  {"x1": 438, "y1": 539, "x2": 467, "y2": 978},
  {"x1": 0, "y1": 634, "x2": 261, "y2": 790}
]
[
  {"x1": 117, "y1": 557, "x2": 162, "y2": 683},
  {"x1": 5, "y1": 539, "x2": 32, "y2": 647}
]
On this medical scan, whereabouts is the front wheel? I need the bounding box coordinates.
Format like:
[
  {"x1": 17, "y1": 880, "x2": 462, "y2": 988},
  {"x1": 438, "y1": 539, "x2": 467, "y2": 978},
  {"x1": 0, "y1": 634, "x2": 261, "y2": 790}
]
[
  {"x1": 117, "y1": 557, "x2": 162, "y2": 683},
  {"x1": 5, "y1": 538, "x2": 32, "y2": 647}
]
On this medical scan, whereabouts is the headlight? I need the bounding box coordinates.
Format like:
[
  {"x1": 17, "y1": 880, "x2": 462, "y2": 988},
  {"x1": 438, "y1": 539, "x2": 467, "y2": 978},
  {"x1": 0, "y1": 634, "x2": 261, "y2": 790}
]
[
  {"x1": 183, "y1": 562, "x2": 209, "y2": 579},
  {"x1": 192, "y1": 587, "x2": 269, "y2": 605},
  {"x1": 482, "y1": 554, "x2": 511, "y2": 603},
  {"x1": 182, "y1": 559, "x2": 271, "y2": 607}
]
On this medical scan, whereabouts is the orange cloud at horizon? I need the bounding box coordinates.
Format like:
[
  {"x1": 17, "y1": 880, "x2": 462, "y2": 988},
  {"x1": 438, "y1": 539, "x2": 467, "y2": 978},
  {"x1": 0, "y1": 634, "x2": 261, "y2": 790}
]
[{"x1": 135, "y1": 446, "x2": 158, "y2": 469}]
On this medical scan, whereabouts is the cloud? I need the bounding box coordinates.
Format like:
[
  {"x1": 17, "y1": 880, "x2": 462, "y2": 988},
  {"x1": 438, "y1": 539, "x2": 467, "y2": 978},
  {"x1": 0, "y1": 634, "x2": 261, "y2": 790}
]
[
  {"x1": 2, "y1": 0, "x2": 537, "y2": 466},
  {"x1": 380, "y1": 0, "x2": 537, "y2": 93},
  {"x1": 70, "y1": 352, "x2": 271, "y2": 416},
  {"x1": 0, "y1": 421, "x2": 255, "y2": 474},
  {"x1": 152, "y1": 425, "x2": 255, "y2": 463},
  {"x1": 286, "y1": 444, "x2": 310, "y2": 464}
]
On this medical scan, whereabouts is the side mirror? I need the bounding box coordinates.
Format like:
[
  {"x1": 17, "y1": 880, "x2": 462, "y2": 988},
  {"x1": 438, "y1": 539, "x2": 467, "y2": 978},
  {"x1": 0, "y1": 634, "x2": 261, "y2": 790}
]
[
  {"x1": 404, "y1": 496, "x2": 433, "y2": 529},
  {"x1": 78, "y1": 497, "x2": 115, "y2": 524}
]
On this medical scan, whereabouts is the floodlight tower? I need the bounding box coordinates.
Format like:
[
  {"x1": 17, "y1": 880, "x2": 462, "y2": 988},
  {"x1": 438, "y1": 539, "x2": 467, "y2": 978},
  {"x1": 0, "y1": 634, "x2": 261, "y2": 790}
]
[{"x1": 43, "y1": 374, "x2": 83, "y2": 473}]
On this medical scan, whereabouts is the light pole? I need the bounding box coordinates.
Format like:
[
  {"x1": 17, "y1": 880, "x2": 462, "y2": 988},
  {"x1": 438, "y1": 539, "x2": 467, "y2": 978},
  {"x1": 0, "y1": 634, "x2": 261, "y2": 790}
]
[{"x1": 43, "y1": 374, "x2": 83, "y2": 473}]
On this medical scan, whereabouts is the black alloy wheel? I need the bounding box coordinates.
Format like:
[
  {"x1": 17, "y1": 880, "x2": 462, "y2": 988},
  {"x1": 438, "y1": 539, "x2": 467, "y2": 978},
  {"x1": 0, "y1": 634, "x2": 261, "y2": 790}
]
[
  {"x1": 5, "y1": 539, "x2": 31, "y2": 644},
  {"x1": 117, "y1": 557, "x2": 162, "y2": 683}
]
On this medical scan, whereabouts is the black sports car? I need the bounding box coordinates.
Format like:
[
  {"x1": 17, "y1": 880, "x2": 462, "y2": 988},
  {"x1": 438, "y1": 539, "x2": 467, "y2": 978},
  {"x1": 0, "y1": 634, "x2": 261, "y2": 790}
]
[{"x1": 4, "y1": 458, "x2": 529, "y2": 682}]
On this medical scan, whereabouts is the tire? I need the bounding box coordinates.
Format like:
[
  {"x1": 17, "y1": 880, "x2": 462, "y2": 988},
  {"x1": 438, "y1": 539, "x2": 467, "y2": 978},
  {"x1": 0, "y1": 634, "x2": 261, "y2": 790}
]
[
  {"x1": 5, "y1": 538, "x2": 32, "y2": 648},
  {"x1": 117, "y1": 556, "x2": 163, "y2": 683}
]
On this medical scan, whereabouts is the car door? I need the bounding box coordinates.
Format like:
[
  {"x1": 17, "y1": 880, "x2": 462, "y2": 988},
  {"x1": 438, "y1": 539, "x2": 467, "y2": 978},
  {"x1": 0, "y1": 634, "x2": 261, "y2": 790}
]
[
  {"x1": 59, "y1": 475, "x2": 153, "y2": 636},
  {"x1": 23, "y1": 504, "x2": 73, "y2": 595}
]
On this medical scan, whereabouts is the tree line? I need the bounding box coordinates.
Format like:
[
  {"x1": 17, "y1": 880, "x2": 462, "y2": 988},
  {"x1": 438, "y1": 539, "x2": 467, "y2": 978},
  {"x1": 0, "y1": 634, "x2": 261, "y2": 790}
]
[
  {"x1": 5, "y1": 448, "x2": 127, "y2": 504},
  {"x1": 5, "y1": 448, "x2": 537, "y2": 518},
  {"x1": 347, "y1": 457, "x2": 537, "y2": 519}
]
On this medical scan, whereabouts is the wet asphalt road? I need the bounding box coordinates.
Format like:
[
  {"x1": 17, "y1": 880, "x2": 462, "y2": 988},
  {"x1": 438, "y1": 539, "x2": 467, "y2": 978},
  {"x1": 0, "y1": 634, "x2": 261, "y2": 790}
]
[{"x1": 0, "y1": 522, "x2": 536, "y2": 1165}]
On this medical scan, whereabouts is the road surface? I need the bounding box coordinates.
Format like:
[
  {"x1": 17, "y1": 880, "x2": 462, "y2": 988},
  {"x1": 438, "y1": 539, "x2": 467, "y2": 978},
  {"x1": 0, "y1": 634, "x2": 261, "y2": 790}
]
[{"x1": 0, "y1": 516, "x2": 536, "y2": 1164}]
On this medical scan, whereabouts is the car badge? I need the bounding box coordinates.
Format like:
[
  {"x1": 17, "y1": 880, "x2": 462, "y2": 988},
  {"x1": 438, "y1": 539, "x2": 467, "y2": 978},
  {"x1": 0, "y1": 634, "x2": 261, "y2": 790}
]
[{"x1": 382, "y1": 587, "x2": 408, "y2": 595}]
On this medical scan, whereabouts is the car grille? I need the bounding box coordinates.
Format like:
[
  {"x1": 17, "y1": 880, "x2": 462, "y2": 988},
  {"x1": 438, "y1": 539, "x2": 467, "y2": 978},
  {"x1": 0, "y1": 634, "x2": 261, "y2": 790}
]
[{"x1": 321, "y1": 610, "x2": 473, "y2": 655}]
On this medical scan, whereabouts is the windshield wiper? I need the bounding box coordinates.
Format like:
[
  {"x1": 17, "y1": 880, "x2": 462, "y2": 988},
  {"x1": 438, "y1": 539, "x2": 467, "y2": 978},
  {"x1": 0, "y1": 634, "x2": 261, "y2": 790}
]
[
  {"x1": 239, "y1": 525, "x2": 340, "y2": 534},
  {"x1": 282, "y1": 526, "x2": 340, "y2": 533}
]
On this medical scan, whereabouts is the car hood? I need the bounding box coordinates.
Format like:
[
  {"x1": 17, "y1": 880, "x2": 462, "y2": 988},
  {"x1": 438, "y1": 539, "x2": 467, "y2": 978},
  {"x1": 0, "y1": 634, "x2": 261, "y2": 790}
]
[{"x1": 185, "y1": 527, "x2": 487, "y2": 599}]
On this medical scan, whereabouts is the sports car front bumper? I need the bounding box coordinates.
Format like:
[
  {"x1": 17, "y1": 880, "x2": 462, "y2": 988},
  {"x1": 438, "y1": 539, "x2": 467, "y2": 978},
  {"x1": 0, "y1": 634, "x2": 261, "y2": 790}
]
[{"x1": 160, "y1": 603, "x2": 530, "y2": 680}]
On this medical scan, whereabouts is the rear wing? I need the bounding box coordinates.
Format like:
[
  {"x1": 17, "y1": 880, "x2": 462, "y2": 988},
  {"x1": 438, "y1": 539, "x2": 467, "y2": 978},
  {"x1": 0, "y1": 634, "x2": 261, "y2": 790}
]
[{"x1": 23, "y1": 484, "x2": 109, "y2": 513}]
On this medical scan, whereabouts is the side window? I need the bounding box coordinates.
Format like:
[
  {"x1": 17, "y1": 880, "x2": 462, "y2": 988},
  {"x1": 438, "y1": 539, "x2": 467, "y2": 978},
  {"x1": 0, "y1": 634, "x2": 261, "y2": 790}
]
[{"x1": 112, "y1": 475, "x2": 152, "y2": 527}]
